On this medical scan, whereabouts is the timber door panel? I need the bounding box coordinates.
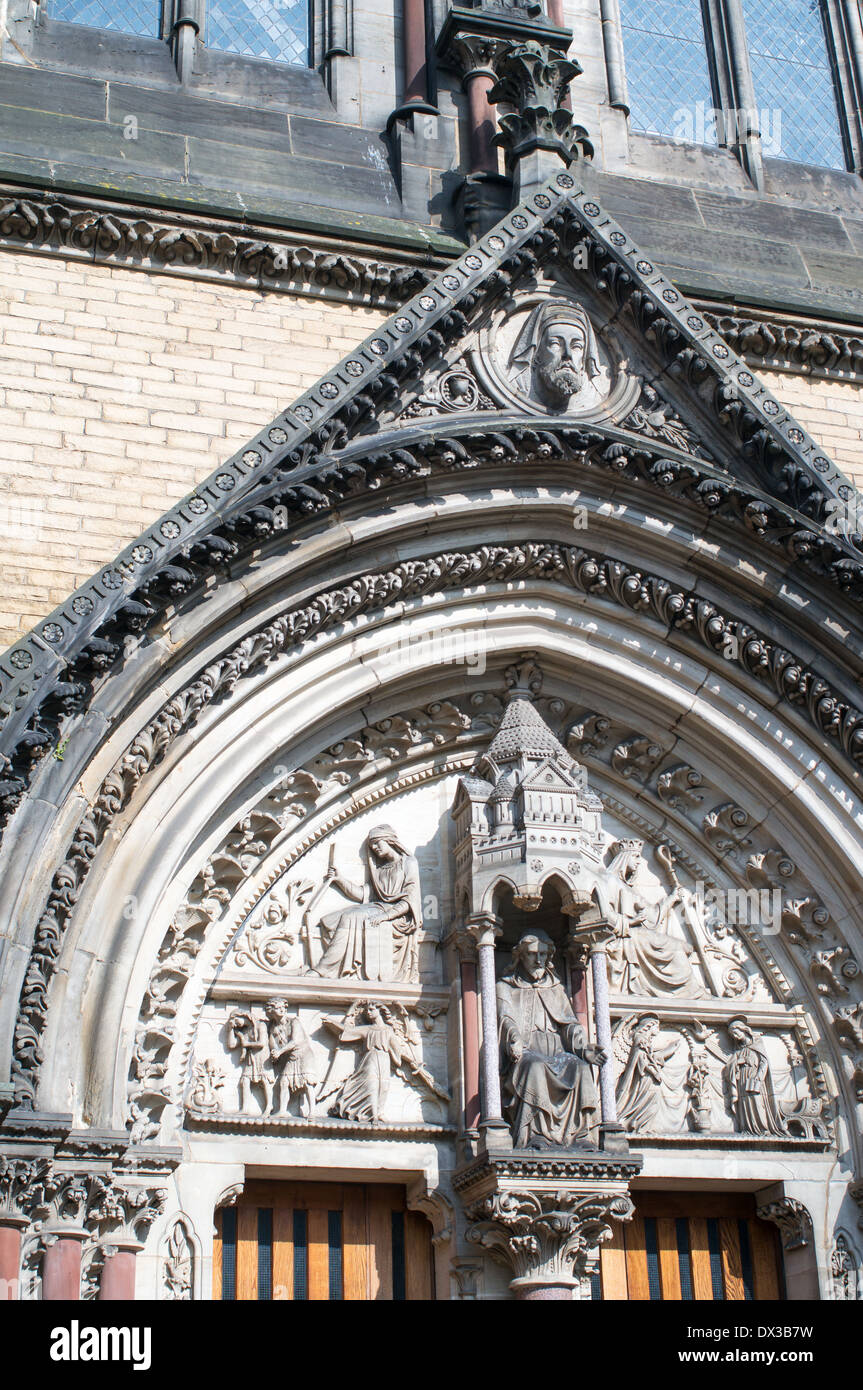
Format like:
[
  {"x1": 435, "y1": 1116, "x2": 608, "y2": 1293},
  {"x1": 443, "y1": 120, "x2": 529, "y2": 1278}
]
[
  {"x1": 215, "y1": 1181, "x2": 434, "y2": 1301},
  {"x1": 599, "y1": 1193, "x2": 784, "y2": 1301}
]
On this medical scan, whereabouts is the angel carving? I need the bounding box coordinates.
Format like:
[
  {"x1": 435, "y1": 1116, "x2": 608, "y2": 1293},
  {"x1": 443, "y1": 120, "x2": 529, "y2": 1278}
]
[
  {"x1": 613, "y1": 1015, "x2": 679, "y2": 1132},
  {"x1": 320, "y1": 1001, "x2": 449, "y2": 1123}
]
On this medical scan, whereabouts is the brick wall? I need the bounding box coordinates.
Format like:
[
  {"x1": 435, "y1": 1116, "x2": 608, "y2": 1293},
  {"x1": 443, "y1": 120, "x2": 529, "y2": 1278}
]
[
  {"x1": 0, "y1": 251, "x2": 386, "y2": 647},
  {"x1": 1, "y1": 249, "x2": 862, "y2": 650},
  {"x1": 760, "y1": 370, "x2": 863, "y2": 493}
]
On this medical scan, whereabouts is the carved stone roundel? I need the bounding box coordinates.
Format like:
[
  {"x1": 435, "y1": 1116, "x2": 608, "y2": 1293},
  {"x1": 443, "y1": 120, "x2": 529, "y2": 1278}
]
[{"x1": 473, "y1": 294, "x2": 636, "y2": 420}]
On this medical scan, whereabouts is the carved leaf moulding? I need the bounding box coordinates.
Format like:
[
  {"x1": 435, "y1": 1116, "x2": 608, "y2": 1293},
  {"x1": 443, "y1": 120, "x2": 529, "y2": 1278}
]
[{"x1": 1, "y1": 168, "x2": 859, "y2": 805}]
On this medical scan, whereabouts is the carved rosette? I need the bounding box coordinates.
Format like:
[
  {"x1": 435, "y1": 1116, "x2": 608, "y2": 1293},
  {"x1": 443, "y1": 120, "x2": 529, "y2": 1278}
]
[{"x1": 489, "y1": 41, "x2": 593, "y2": 165}]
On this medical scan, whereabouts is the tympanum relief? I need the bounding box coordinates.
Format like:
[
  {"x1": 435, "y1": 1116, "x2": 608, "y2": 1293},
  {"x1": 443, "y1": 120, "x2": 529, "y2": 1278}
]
[
  {"x1": 187, "y1": 995, "x2": 450, "y2": 1133},
  {"x1": 612, "y1": 1014, "x2": 828, "y2": 1140},
  {"x1": 231, "y1": 824, "x2": 428, "y2": 985}
]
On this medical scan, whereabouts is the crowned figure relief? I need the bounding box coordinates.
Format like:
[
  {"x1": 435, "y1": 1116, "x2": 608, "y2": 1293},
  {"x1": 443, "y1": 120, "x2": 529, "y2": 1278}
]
[
  {"x1": 497, "y1": 929, "x2": 605, "y2": 1149},
  {"x1": 309, "y1": 825, "x2": 423, "y2": 983},
  {"x1": 597, "y1": 840, "x2": 703, "y2": 997}
]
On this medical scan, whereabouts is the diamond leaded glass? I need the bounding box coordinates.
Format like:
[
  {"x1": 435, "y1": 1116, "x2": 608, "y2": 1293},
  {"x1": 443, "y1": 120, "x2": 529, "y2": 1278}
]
[
  {"x1": 619, "y1": 0, "x2": 716, "y2": 144},
  {"x1": 740, "y1": 0, "x2": 846, "y2": 169},
  {"x1": 46, "y1": 0, "x2": 160, "y2": 37},
  {"x1": 206, "y1": 0, "x2": 308, "y2": 66}
]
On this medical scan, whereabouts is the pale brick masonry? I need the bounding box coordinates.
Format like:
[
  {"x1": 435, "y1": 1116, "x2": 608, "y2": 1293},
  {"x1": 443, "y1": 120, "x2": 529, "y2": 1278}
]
[
  {"x1": 0, "y1": 251, "x2": 862, "y2": 648},
  {"x1": 0, "y1": 251, "x2": 386, "y2": 646}
]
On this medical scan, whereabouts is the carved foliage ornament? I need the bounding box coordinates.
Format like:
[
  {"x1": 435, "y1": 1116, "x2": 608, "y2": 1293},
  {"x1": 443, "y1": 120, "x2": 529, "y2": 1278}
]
[{"x1": 466, "y1": 1189, "x2": 634, "y2": 1287}]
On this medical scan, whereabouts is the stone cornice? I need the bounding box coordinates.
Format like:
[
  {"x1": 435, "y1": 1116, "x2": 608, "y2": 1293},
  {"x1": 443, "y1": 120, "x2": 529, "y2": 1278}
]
[
  {"x1": 695, "y1": 301, "x2": 863, "y2": 384},
  {"x1": 0, "y1": 183, "x2": 440, "y2": 308}
]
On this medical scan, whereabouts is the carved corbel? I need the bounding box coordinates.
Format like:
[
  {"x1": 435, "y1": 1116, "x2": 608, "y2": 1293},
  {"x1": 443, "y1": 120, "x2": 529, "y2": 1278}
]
[{"x1": 756, "y1": 1197, "x2": 813, "y2": 1250}]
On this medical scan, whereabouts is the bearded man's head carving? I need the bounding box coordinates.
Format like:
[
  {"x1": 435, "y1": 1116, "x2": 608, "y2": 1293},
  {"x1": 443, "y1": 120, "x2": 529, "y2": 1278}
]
[{"x1": 507, "y1": 300, "x2": 602, "y2": 408}]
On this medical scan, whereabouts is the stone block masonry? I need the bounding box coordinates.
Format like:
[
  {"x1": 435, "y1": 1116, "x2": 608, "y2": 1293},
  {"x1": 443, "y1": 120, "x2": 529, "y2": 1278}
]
[{"x1": 0, "y1": 252, "x2": 386, "y2": 648}]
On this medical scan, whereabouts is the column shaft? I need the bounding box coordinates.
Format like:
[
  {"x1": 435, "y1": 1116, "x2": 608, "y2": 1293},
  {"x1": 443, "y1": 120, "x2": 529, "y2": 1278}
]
[
  {"x1": 590, "y1": 948, "x2": 617, "y2": 1124},
  {"x1": 0, "y1": 1220, "x2": 24, "y2": 1300},
  {"x1": 460, "y1": 960, "x2": 481, "y2": 1130},
  {"x1": 465, "y1": 71, "x2": 498, "y2": 173},
  {"x1": 477, "y1": 941, "x2": 504, "y2": 1123},
  {"x1": 403, "y1": 0, "x2": 428, "y2": 104},
  {"x1": 99, "y1": 1248, "x2": 138, "y2": 1301},
  {"x1": 42, "y1": 1233, "x2": 85, "y2": 1301}
]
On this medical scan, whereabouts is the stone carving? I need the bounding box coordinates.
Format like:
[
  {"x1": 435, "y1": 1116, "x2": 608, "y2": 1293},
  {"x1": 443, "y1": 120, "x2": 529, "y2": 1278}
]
[
  {"x1": 189, "y1": 1058, "x2": 225, "y2": 1114},
  {"x1": 702, "y1": 308, "x2": 863, "y2": 384},
  {"x1": 321, "y1": 1001, "x2": 450, "y2": 1123},
  {"x1": 506, "y1": 300, "x2": 602, "y2": 409},
  {"x1": 2, "y1": 1160, "x2": 166, "y2": 1241},
  {"x1": 162, "y1": 1219, "x2": 194, "y2": 1300},
  {"x1": 600, "y1": 842, "x2": 703, "y2": 998},
  {"x1": 15, "y1": 541, "x2": 862, "y2": 1120},
  {"x1": 724, "y1": 1019, "x2": 788, "y2": 1137},
  {"x1": 489, "y1": 40, "x2": 593, "y2": 166},
  {"x1": 756, "y1": 1197, "x2": 812, "y2": 1250},
  {"x1": 309, "y1": 826, "x2": 423, "y2": 983},
  {"x1": 226, "y1": 1009, "x2": 271, "y2": 1115},
  {"x1": 466, "y1": 1187, "x2": 634, "y2": 1296},
  {"x1": 264, "y1": 998, "x2": 318, "y2": 1117},
  {"x1": 233, "y1": 881, "x2": 315, "y2": 974},
  {"x1": 0, "y1": 193, "x2": 429, "y2": 308},
  {"x1": 622, "y1": 382, "x2": 705, "y2": 457},
  {"x1": 830, "y1": 1233, "x2": 859, "y2": 1300},
  {"x1": 497, "y1": 930, "x2": 605, "y2": 1148},
  {"x1": 613, "y1": 1016, "x2": 679, "y2": 1132},
  {"x1": 403, "y1": 365, "x2": 495, "y2": 418}
]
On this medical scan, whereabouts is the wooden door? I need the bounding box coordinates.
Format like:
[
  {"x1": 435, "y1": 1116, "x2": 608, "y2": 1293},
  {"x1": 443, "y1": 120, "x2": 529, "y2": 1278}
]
[
  {"x1": 598, "y1": 1193, "x2": 784, "y2": 1301},
  {"x1": 214, "y1": 1181, "x2": 434, "y2": 1301}
]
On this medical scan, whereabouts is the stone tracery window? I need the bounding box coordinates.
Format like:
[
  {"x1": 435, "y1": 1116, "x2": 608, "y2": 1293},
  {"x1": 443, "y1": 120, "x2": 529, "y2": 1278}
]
[
  {"x1": 617, "y1": 0, "x2": 853, "y2": 171},
  {"x1": 206, "y1": 0, "x2": 309, "y2": 65},
  {"x1": 618, "y1": 0, "x2": 717, "y2": 143},
  {"x1": 43, "y1": 0, "x2": 311, "y2": 66},
  {"x1": 45, "y1": 0, "x2": 161, "y2": 36},
  {"x1": 740, "y1": 0, "x2": 846, "y2": 168}
]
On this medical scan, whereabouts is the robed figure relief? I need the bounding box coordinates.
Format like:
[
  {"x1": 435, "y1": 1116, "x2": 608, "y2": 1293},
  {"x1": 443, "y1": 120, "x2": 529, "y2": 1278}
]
[
  {"x1": 497, "y1": 930, "x2": 605, "y2": 1149},
  {"x1": 724, "y1": 1019, "x2": 788, "y2": 1137},
  {"x1": 614, "y1": 1016, "x2": 678, "y2": 1132},
  {"x1": 599, "y1": 841, "x2": 703, "y2": 998},
  {"x1": 310, "y1": 826, "x2": 423, "y2": 983}
]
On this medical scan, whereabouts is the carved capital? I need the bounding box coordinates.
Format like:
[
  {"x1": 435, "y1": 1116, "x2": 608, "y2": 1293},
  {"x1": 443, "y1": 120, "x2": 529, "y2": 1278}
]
[
  {"x1": 756, "y1": 1197, "x2": 813, "y2": 1250},
  {"x1": 466, "y1": 1187, "x2": 634, "y2": 1295},
  {"x1": 467, "y1": 913, "x2": 502, "y2": 950},
  {"x1": 443, "y1": 33, "x2": 506, "y2": 79},
  {"x1": 455, "y1": 1150, "x2": 640, "y2": 1297},
  {"x1": 3, "y1": 1160, "x2": 166, "y2": 1241},
  {"x1": 490, "y1": 40, "x2": 593, "y2": 166}
]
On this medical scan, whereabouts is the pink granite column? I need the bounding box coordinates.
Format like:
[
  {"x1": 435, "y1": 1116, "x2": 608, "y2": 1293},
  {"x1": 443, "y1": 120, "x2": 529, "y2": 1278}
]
[
  {"x1": 460, "y1": 959, "x2": 481, "y2": 1131},
  {"x1": 0, "y1": 1215, "x2": 26, "y2": 1300},
  {"x1": 99, "y1": 1240, "x2": 142, "y2": 1301},
  {"x1": 403, "y1": 0, "x2": 428, "y2": 105},
  {"x1": 465, "y1": 70, "x2": 498, "y2": 173},
  {"x1": 42, "y1": 1228, "x2": 87, "y2": 1300}
]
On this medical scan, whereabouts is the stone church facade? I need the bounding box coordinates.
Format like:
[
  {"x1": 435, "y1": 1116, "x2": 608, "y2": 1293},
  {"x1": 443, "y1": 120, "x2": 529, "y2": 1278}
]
[{"x1": 1, "y1": 0, "x2": 863, "y2": 1302}]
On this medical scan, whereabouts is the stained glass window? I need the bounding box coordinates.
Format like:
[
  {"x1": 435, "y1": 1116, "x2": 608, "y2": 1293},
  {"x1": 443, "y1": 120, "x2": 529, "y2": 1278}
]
[
  {"x1": 740, "y1": 0, "x2": 846, "y2": 168},
  {"x1": 45, "y1": 0, "x2": 161, "y2": 36},
  {"x1": 619, "y1": 0, "x2": 717, "y2": 144},
  {"x1": 206, "y1": 0, "x2": 309, "y2": 66}
]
